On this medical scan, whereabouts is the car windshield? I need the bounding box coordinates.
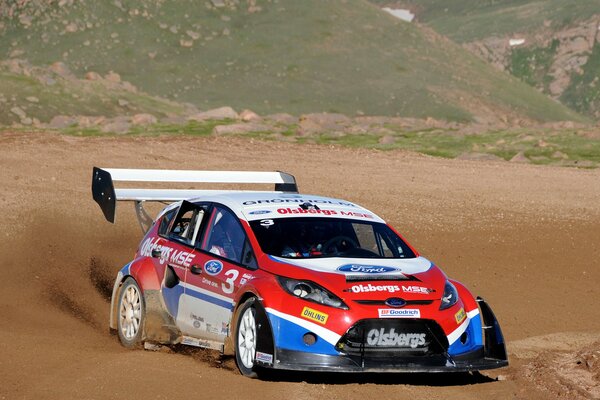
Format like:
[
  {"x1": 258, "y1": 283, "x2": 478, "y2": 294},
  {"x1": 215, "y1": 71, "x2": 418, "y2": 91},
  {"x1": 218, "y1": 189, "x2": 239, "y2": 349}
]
[{"x1": 249, "y1": 217, "x2": 416, "y2": 259}]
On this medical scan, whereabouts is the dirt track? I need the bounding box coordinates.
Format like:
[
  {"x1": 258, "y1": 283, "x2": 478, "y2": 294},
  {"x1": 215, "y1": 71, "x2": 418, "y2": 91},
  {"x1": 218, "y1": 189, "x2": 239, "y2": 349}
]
[{"x1": 1, "y1": 131, "x2": 599, "y2": 399}]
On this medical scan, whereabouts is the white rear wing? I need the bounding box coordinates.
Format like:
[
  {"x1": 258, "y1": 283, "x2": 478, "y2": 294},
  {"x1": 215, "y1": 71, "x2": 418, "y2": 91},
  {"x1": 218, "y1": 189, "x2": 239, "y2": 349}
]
[{"x1": 91, "y1": 167, "x2": 298, "y2": 228}]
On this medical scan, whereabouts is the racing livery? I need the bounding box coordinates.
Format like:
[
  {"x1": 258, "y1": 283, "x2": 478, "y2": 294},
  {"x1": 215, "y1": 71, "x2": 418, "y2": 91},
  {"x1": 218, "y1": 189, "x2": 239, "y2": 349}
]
[{"x1": 92, "y1": 167, "x2": 508, "y2": 377}]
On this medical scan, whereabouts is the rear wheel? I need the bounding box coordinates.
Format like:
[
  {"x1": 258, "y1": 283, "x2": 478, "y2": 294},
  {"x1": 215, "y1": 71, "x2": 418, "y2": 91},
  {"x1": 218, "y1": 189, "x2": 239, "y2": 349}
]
[
  {"x1": 117, "y1": 277, "x2": 145, "y2": 348},
  {"x1": 235, "y1": 298, "x2": 259, "y2": 377}
]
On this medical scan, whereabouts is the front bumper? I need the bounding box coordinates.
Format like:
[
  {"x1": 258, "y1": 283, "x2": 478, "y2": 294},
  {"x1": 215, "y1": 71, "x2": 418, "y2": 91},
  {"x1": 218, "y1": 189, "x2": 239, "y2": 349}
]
[
  {"x1": 260, "y1": 297, "x2": 508, "y2": 373},
  {"x1": 272, "y1": 347, "x2": 507, "y2": 373}
]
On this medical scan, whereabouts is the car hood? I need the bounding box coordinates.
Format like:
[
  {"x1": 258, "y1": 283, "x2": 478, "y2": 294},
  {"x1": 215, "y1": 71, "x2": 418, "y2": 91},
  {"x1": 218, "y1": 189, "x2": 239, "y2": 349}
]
[{"x1": 268, "y1": 255, "x2": 433, "y2": 277}]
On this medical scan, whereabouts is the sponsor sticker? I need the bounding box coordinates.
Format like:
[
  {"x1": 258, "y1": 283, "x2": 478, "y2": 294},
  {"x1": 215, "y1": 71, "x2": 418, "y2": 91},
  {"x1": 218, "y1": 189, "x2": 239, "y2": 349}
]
[
  {"x1": 402, "y1": 285, "x2": 435, "y2": 295},
  {"x1": 255, "y1": 351, "x2": 274, "y2": 364},
  {"x1": 277, "y1": 207, "x2": 338, "y2": 216},
  {"x1": 350, "y1": 284, "x2": 401, "y2": 293},
  {"x1": 366, "y1": 328, "x2": 427, "y2": 348},
  {"x1": 249, "y1": 210, "x2": 271, "y2": 215},
  {"x1": 455, "y1": 308, "x2": 466, "y2": 324},
  {"x1": 301, "y1": 306, "x2": 329, "y2": 325},
  {"x1": 243, "y1": 198, "x2": 356, "y2": 207},
  {"x1": 204, "y1": 260, "x2": 223, "y2": 276},
  {"x1": 378, "y1": 308, "x2": 420, "y2": 318},
  {"x1": 140, "y1": 237, "x2": 196, "y2": 267},
  {"x1": 338, "y1": 264, "x2": 397, "y2": 274}
]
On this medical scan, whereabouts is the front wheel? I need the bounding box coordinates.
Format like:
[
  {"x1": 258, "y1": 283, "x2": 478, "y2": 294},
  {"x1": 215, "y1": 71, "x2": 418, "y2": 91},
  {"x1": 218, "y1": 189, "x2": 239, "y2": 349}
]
[
  {"x1": 234, "y1": 298, "x2": 260, "y2": 377},
  {"x1": 117, "y1": 277, "x2": 145, "y2": 348}
]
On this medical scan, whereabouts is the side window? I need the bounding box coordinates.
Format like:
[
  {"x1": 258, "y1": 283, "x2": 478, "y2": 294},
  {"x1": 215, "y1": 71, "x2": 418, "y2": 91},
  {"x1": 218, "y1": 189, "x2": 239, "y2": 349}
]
[
  {"x1": 353, "y1": 222, "x2": 378, "y2": 253},
  {"x1": 202, "y1": 206, "x2": 252, "y2": 265},
  {"x1": 169, "y1": 201, "x2": 207, "y2": 247},
  {"x1": 158, "y1": 209, "x2": 177, "y2": 236}
]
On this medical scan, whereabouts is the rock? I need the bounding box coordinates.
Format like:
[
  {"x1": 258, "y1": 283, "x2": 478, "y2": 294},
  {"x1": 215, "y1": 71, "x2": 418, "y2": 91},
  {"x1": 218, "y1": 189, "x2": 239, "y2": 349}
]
[
  {"x1": 265, "y1": 113, "x2": 297, "y2": 125},
  {"x1": 49, "y1": 115, "x2": 77, "y2": 129},
  {"x1": 188, "y1": 106, "x2": 238, "y2": 121},
  {"x1": 296, "y1": 118, "x2": 323, "y2": 135},
  {"x1": 101, "y1": 119, "x2": 131, "y2": 134},
  {"x1": 25, "y1": 96, "x2": 39, "y2": 103},
  {"x1": 10, "y1": 107, "x2": 27, "y2": 119},
  {"x1": 378, "y1": 135, "x2": 396, "y2": 145},
  {"x1": 297, "y1": 113, "x2": 352, "y2": 135},
  {"x1": 105, "y1": 71, "x2": 121, "y2": 83},
  {"x1": 131, "y1": 113, "x2": 158, "y2": 126},
  {"x1": 160, "y1": 116, "x2": 188, "y2": 125},
  {"x1": 180, "y1": 39, "x2": 193, "y2": 48},
  {"x1": 186, "y1": 30, "x2": 200, "y2": 40},
  {"x1": 301, "y1": 112, "x2": 351, "y2": 126},
  {"x1": 117, "y1": 99, "x2": 129, "y2": 107},
  {"x1": 510, "y1": 151, "x2": 530, "y2": 163},
  {"x1": 85, "y1": 71, "x2": 102, "y2": 81},
  {"x1": 211, "y1": 0, "x2": 225, "y2": 7},
  {"x1": 77, "y1": 116, "x2": 106, "y2": 128},
  {"x1": 239, "y1": 109, "x2": 261, "y2": 122},
  {"x1": 457, "y1": 152, "x2": 505, "y2": 162},
  {"x1": 65, "y1": 22, "x2": 78, "y2": 33},
  {"x1": 49, "y1": 62, "x2": 72, "y2": 77},
  {"x1": 552, "y1": 151, "x2": 569, "y2": 159},
  {"x1": 212, "y1": 123, "x2": 271, "y2": 135}
]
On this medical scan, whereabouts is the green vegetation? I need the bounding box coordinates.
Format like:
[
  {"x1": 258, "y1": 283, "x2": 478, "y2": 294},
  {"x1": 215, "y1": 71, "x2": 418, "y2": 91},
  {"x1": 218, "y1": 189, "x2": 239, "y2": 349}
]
[
  {"x1": 253, "y1": 127, "x2": 600, "y2": 168},
  {"x1": 561, "y1": 44, "x2": 600, "y2": 119},
  {"x1": 0, "y1": 0, "x2": 585, "y2": 123},
  {"x1": 0, "y1": 65, "x2": 187, "y2": 125},
  {"x1": 369, "y1": 0, "x2": 600, "y2": 43},
  {"x1": 510, "y1": 39, "x2": 558, "y2": 90},
  {"x1": 59, "y1": 120, "x2": 222, "y2": 137}
]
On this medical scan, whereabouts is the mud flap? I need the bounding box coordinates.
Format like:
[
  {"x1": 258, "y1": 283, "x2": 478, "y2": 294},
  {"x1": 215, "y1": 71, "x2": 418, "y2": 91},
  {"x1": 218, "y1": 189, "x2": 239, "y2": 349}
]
[
  {"x1": 253, "y1": 299, "x2": 276, "y2": 366},
  {"x1": 143, "y1": 290, "x2": 181, "y2": 344},
  {"x1": 477, "y1": 296, "x2": 508, "y2": 362}
]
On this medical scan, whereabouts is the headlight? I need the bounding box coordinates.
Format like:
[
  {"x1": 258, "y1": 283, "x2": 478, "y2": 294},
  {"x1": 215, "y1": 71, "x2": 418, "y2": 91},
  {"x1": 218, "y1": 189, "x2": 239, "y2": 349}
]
[
  {"x1": 439, "y1": 281, "x2": 459, "y2": 310},
  {"x1": 277, "y1": 276, "x2": 348, "y2": 310}
]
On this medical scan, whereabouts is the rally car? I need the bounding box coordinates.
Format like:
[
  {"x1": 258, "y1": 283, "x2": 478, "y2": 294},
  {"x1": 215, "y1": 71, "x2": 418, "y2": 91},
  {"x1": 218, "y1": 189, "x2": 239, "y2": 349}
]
[{"x1": 92, "y1": 167, "x2": 507, "y2": 377}]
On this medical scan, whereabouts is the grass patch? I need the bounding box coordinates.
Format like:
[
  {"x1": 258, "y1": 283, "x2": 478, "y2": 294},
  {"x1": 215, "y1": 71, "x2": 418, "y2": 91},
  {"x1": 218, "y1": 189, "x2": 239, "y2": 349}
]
[
  {"x1": 0, "y1": 0, "x2": 585, "y2": 122},
  {"x1": 510, "y1": 39, "x2": 559, "y2": 90}
]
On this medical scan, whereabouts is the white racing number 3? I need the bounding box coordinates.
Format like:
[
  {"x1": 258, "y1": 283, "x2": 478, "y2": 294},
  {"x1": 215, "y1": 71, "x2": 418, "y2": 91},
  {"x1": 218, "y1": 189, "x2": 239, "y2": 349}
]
[{"x1": 222, "y1": 269, "x2": 239, "y2": 294}]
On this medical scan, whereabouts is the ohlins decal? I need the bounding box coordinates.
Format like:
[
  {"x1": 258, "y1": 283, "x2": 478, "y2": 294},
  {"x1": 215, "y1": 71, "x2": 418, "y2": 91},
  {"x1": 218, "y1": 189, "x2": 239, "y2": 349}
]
[
  {"x1": 455, "y1": 308, "x2": 466, "y2": 324},
  {"x1": 301, "y1": 306, "x2": 329, "y2": 325}
]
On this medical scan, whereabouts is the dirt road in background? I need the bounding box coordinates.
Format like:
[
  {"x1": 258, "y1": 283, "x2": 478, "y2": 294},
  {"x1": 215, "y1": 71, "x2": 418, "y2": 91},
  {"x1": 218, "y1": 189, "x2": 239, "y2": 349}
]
[{"x1": 1, "y1": 131, "x2": 599, "y2": 399}]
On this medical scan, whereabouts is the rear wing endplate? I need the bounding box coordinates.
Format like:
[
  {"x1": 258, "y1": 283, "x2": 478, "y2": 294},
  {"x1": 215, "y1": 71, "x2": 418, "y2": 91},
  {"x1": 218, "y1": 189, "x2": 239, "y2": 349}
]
[{"x1": 91, "y1": 167, "x2": 298, "y2": 231}]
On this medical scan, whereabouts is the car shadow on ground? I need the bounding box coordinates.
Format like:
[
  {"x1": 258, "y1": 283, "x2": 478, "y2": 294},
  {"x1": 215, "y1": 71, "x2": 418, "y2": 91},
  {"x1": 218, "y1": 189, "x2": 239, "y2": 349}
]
[
  {"x1": 171, "y1": 347, "x2": 497, "y2": 386},
  {"x1": 256, "y1": 368, "x2": 496, "y2": 386}
]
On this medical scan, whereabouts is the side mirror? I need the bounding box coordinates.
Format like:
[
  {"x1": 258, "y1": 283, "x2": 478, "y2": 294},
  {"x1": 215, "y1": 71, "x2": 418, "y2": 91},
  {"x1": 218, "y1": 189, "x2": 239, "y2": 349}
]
[
  {"x1": 151, "y1": 249, "x2": 162, "y2": 258},
  {"x1": 243, "y1": 251, "x2": 258, "y2": 270}
]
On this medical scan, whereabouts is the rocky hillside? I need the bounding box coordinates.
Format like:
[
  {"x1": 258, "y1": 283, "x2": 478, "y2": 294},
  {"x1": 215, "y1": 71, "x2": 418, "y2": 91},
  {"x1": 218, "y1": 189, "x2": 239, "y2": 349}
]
[
  {"x1": 0, "y1": 0, "x2": 587, "y2": 125},
  {"x1": 370, "y1": 1, "x2": 600, "y2": 119}
]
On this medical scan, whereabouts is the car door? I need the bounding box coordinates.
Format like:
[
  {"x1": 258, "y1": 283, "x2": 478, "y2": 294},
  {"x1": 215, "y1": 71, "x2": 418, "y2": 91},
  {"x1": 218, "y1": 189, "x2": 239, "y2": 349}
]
[
  {"x1": 154, "y1": 201, "x2": 209, "y2": 335},
  {"x1": 179, "y1": 204, "x2": 258, "y2": 346}
]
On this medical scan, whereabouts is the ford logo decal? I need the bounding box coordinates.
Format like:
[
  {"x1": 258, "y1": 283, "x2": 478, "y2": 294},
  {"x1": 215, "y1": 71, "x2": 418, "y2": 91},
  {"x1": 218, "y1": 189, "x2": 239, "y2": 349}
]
[
  {"x1": 249, "y1": 210, "x2": 271, "y2": 215},
  {"x1": 204, "y1": 260, "x2": 223, "y2": 276},
  {"x1": 385, "y1": 297, "x2": 407, "y2": 308},
  {"x1": 337, "y1": 264, "x2": 397, "y2": 274}
]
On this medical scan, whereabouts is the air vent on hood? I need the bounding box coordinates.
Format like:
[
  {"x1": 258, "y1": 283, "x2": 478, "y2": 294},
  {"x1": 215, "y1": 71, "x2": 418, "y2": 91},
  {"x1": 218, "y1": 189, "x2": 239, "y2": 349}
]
[{"x1": 345, "y1": 274, "x2": 421, "y2": 282}]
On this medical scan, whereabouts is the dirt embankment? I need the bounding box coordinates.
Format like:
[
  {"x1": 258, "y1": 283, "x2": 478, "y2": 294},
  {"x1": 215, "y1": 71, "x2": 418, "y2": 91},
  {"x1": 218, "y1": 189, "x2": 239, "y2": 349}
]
[{"x1": 0, "y1": 131, "x2": 599, "y2": 399}]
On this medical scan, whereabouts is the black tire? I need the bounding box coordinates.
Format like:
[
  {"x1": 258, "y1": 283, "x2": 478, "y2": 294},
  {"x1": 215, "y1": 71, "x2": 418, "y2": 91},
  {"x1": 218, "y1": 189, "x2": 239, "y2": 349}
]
[
  {"x1": 234, "y1": 297, "x2": 260, "y2": 378},
  {"x1": 116, "y1": 277, "x2": 145, "y2": 348}
]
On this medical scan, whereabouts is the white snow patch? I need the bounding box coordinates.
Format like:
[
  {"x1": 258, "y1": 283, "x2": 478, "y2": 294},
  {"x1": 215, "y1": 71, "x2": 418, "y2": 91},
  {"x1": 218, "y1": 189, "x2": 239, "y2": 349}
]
[
  {"x1": 509, "y1": 38, "x2": 526, "y2": 47},
  {"x1": 382, "y1": 8, "x2": 415, "y2": 23}
]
